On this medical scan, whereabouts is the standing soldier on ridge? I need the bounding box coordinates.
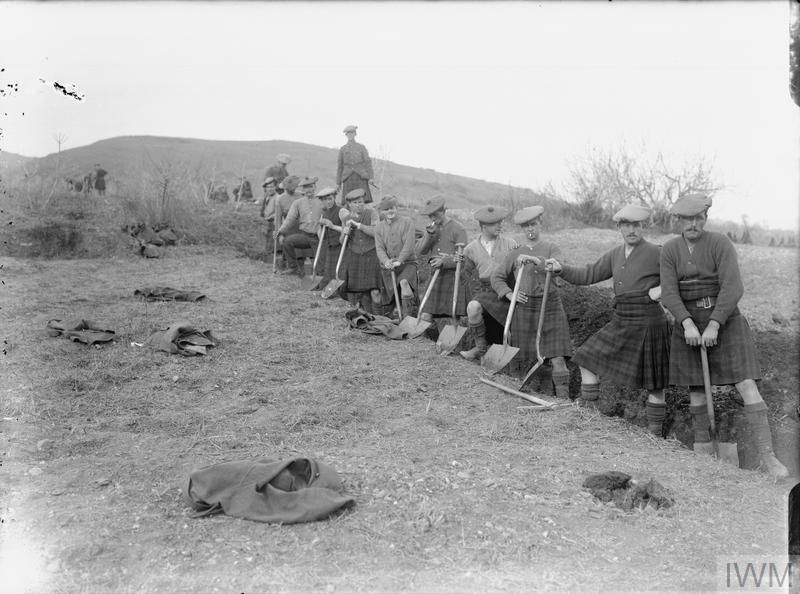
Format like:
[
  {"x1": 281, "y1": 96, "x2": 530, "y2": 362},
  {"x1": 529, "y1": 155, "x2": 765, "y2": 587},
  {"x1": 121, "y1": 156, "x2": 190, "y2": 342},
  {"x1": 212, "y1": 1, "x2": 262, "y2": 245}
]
[
  {"x1": 491, "y1": 206, "x2": 573, "y2": 399},
  {"x1": 545, "y1": 204, "x2": 671, "y2": 430},
  {"x1": 93, "y1": 164, "x2": 108, "y2": 196},
  {"x1": 374, "y1": 195, "x2": 419, "y2": 317},
  {"x1": 337, "y1": 125, "x2": 374, "y2": 204},
  {"x1": 416, "y1": 196, "x2": 469, "y2": 326},
  {"x1": 458, "y1": 205, "x2": 518, "y2": 361},
  {"x1": 660, "y1": 194, "x2": 789, "y2": 478},
  {"x1": 265, "y1": 153, "x2": 291, "y2": 195}
]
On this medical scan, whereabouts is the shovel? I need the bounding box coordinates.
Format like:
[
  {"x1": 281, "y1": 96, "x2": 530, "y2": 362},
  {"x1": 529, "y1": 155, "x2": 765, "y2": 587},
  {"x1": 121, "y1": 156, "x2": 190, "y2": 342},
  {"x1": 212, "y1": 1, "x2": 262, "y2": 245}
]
[
  {"x1": 518, "y1": 269, "x2": 552, "y2": 391},
  {"x1": 481, "y1": 263, "x2": 527, "y2": 375},
  {"x1": 390, "y1": 268, "x2": 403, "y2": 320},
  {"x1": 321, "y1": 233, "x2": 349, "y2": 299},
  {"x1": 300, "y1": 226, "x2": 325, "y2": 290},
  {"x1": 698, "y1": 344, "x2": 740, "y2": 466},
  {"x1": 436, "y1": 243, "x2": 467, "y2": 355},
  {"x1": 400, "y1": 268, "x2": 440, "y2": 338}
]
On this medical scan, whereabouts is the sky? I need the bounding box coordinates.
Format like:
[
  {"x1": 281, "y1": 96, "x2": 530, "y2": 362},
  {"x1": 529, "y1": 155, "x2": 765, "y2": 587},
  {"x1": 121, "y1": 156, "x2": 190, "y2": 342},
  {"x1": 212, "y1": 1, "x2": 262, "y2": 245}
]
[{"x1": 0, "y1": 1, "x2": 798, "y2": 230}]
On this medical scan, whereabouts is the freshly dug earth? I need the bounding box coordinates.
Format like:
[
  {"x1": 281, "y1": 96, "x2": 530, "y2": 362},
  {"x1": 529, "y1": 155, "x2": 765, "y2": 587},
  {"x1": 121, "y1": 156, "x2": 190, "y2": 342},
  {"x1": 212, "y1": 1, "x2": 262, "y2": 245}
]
[{"x1": 1, "y1": 243, "x2": 796, "y2": 593}]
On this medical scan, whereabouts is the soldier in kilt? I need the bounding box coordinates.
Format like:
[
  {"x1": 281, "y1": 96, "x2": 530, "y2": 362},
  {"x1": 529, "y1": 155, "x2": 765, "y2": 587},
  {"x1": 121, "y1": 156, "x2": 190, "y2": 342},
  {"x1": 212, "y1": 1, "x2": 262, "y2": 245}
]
[
  {"x1": 458, "y1": 205, "x2": 518, "y2": 360},
  {"x1": 313, "y1": 187, "x2": 345, "y2": 291},
  {"x1": 259, "y1": 176, "x2": 279, "y2": 257},
  {"x1": 339, "y1": 188, "x2": 383, "y2": 311},
  {"x1": 416, "y1": 196, "x2": 469, "y2": 324},
  {"x1": 337, "y1": 125, "x2": 374, "y2": 204},
  {"x1": 374, "y1": 195, "x2": 419, "y2": 318},
  {"x1": 660, "y1": 194, "x2": 789, "y2": 479},
  {"x1": 491, "y1": 206, "x2": 573, "y2": 399},
  {"x1": 546, "y1": 205, "x2": 671, "y2": 429}
]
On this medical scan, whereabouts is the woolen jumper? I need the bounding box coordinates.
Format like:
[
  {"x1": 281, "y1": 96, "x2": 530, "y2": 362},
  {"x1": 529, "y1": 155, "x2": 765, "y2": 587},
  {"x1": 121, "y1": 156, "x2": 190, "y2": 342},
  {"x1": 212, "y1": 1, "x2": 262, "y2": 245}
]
[{"x1": 374, "y1": 215, "x2": 417, "y2": 266}]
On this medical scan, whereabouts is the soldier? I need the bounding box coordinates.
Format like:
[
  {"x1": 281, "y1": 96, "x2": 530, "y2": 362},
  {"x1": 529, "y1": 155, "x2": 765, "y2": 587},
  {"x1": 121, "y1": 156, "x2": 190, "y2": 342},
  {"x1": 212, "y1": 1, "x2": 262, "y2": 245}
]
[
  {"x1": 336, "y1": 125, "x2": 374, "y2": 204},
  {"x1": 339, "y1": 188, "x2": 383, "y2": 310},
  {"x1": 265, "y1": 153, "x2": 291, "y2": 194},
  {"x1": 458, "y1": 205, "x2": 518, "y2": 360},
  {"x1": 374, "y1": 195, "x2": 419, "y2": 318},
  {"x1": 660, "y1": 194, "x2": 789, "y2": 478},
  {"x1": 545, "y1": 205, "x2": 671, "y2": 430},
  {"x1": 260, "y1": 176, "x2": 279, "y2": 256},
  {"x1": 233, "y1": 177, "x2": 253, "y2": 202},
  {"x1": 416, "y1": 196, "x2": 469, "y2": 325},
  {"x1": 276, "y1": 176, "x2": 324, "y2": 277},
  {"x1": 93, "y1": 164, "x2": 108, "y2": 196},
  {"x1": 490, "y1": 206, "x2": 573, "y2": 399},
  {"x1": 313, "y1": 187, "x2": 345, "y2": 291},
  {"x1": 298, "y1": 176, "x2": 319, "y2": 200}
]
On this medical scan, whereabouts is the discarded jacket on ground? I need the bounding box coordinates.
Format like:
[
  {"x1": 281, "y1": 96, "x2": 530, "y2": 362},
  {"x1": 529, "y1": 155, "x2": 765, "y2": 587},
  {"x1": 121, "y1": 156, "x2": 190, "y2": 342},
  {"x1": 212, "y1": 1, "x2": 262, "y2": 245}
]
[
  {"x1": 186, "y1": 457, "x2": 355, "y2": 523},
  {"x1": 345, "y1": 308, "x2": 407, "y2": 340},
  {"x1": 146, "y1": 321, "x2": 216, "y2": 355},
  {"x1": 46, "y1": 319, "x2": 115, "y2": 345}
]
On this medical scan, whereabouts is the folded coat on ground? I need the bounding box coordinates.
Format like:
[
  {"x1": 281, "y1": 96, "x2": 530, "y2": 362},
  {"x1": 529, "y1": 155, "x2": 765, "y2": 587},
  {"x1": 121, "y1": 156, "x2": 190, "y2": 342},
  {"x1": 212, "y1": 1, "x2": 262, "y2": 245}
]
[
  {"x1": 146, "y1": 321, "x2": 216, "y2": 355},
  {"x1": 134, "y1": 287, "x2": 206, "y2": 302},
  {"x1": 46, "y1": 319, "x2": 116, "y2": 345}
]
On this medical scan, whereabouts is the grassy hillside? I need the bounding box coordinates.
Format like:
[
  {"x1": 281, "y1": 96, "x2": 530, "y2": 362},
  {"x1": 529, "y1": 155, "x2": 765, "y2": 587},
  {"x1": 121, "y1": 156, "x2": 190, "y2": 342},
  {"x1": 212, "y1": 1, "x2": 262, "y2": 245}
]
[{"x1": 0, "y1": 149, "x2": 33, "y2": 170}]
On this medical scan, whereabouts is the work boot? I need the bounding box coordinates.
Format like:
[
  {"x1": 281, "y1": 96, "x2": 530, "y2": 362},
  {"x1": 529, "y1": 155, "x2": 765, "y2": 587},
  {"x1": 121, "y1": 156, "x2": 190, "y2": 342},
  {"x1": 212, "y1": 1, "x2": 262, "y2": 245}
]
[
  {"x1": 401, "y1": 296, "x2": 416, "y2": 318},
  {"x1": 744, "y1": 402, "x2": 790, "y2": 480},
  {"x1": 690, "y1": 404, "x2": 713, "y2": 455},
  {"x1": 552, "y1": 370, "x2": 571, "y2": 400},
  {"x1": 459, "y1": 320, "x2": 488, "y2": 361},
  {"x1": 645, "y1": 401, "x2": 667, "y2": 437},
  {"x1": 579, "y1": 383, "x2": 599, "y2": 406}
]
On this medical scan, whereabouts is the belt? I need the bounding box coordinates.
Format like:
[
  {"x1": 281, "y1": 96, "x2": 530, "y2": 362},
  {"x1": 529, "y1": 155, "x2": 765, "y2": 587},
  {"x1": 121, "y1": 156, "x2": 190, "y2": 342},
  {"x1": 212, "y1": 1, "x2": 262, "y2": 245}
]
[{"x1": 691, "y1": 296, "x2": 717, "y2": 309}]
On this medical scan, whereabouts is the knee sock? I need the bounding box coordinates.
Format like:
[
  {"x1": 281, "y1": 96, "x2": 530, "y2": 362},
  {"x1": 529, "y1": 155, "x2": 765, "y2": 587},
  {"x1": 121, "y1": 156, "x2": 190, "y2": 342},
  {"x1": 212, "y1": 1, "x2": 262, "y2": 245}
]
[
  {"x1": 645, "y1": 401, "x2": 667, "y2": 436},
  {"x1": 580, "y1": 383, "x2": 599, "y2": 401}
]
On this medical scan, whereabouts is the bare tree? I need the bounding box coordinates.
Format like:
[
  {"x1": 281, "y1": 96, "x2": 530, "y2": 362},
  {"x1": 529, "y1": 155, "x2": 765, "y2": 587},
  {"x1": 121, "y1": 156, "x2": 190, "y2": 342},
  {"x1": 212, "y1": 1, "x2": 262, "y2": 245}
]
[
  {"x1": 564, "y1": 145, "x2": 723, "y2": 230},
  {"x1": 52, "y1": 132, "x2": 68, "y2": 154}
]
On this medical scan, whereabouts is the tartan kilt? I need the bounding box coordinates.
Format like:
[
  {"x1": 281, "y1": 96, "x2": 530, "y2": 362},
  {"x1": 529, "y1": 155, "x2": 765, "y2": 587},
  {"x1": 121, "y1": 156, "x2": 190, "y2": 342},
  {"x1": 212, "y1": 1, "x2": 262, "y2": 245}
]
[
  {"x1": 380, "y1": 262, "x2": 418, "y2": 304},
  {"x1": 342, "y1": 173, "x2": 373, "y2": 203},
  {"x1": 573, "y1": 300, "x2": 671, "y2": 391},
  {"x1": 316, "y1": 240, "x2": 343, "y2": 282},
  {"x1": 669, "y1": 304, "x2": 760, "y2": 386},
  {"x1": 469, "y1": 280, "x2": 509, "y2": 326},
  {"x1": 341, "y1": 248, "x2": 382, "y2": 292},
  {"x1": 420, "y1": 267, "x2": 469, "y2": 317},
  {"x1": 510, "y1": 292, "x2": 573, "y2": 360}
]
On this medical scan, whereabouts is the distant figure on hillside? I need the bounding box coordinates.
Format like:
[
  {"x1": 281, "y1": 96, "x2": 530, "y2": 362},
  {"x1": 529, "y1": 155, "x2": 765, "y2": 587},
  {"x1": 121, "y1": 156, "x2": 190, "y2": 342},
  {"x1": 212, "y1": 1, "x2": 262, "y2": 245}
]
[
  {"x1": 82, "y1": 173, "x2": 93, "y2": 195},
  {"x1": 65, "y1": 177, "x2": 83, "y2": 193},
  {"x1": 337, "y1": 125, "x2": 373, "y2": 204},
  {"x1": 210, "y1": 182, "x2": 229, "y2": 203},
  {"x1": 93, "y1": 164, "x2": 108, "y2": 196},
  {"x1": 769, "y1": 237, "x2": 776, "y2": 247},
  {"x1": 264, "y1": 154, "x2": 291, "y2": 195},
  {"x1": 233, "y1": 178, "x2": 253, "y2": 202}
]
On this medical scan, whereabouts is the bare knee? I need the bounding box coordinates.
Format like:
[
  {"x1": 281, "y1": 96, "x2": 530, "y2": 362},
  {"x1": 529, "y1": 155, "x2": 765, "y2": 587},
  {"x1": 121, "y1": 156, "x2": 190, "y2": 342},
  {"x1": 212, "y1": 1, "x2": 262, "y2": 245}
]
[
  {"x1": 550, "y1": 357, "x2": 568, "y2": 373},
  {"x1": 399, "y1": 279, "x2": 413, "y2": 296},
  {"x1": 647, "y1": 389, "x2": 665, "y2": 404},
  {"x1": 579, "y1": 366, "x2": 598, "y2": 384},
  {"x1": 466, "y1": 300, "x2": 483, "y2": 322},
  {"x1": 370, "y1": 289, "x2": 382, "y2": 303},
  {"x1": 735, "y1": 379, "x2": 762, "y2": 405}
]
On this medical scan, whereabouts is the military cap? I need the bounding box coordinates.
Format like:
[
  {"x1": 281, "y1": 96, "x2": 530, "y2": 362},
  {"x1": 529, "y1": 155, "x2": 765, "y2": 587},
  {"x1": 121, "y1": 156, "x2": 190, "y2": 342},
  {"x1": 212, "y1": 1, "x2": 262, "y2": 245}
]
[
  {"x1": 378, "y1": 195, "x2": 398, "y2": 210},
  {"x1": 316, "y1": 187, "x2": 337, "y2": 199},
  {"x1": 420, "y1": 195, "x2": 446, "y2": 215},
  {"x1": 513, "y1": 205, "x2": 545, "y2": 225},
  {"x1": 345, "y1": 188, "x2": 366, "y2": 202},
  {"x1": 261, "y1": 176, "x2": 276, "y2": 188},
  {"x1": 299, "y1": 176, "x2": 319, "y2": 187},
  {"x1": 282, "y1": 175, "x2": 300, "y2": 190},
  {"x1": 672, "y1": 194, "x2": 711, "y2": 217},
  {"x1": 474, "y1": 205, "x2": 509, "y2": 225},
  {"x1": 612, "y1": 204, "x2": 651, "y2": 223},
  {"x1": 343, "y1": 125, "x2": 358, "y2": 133},
  {"x1": 276, "y1": 153, "x2": 291, "y2": 164}
]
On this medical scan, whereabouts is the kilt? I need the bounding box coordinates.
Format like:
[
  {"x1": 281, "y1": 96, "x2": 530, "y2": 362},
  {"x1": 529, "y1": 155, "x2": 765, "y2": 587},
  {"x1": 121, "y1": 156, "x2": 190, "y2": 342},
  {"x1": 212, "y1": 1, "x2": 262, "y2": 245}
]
[
  {"x1": 573, "y1": 298, "x2": 670, "y2": 391},
  {"x1": 341, "y1": 248, "x2": 382, "y2": 292},
  {"x1": 510, "y1": 292, "x2": 573, "y2": 360},
  {"x1": 469, "y1": 280, "x2": 509, "y2": 326},
  {"x1": 380, "y1": 262, "x2": 418, "y2": 303},
  {"x1": 316, "y1": 241, "x2": 343, "y2": 284},
  {"x1": 342, "y1": 173, "x2": 373, "y2": 203},
  {"x1": 420, "y1": 267, "x2": 469, "y2": 317},
  {"x1": 669, "y1": 303, "x2": 760, "y2": 386}
]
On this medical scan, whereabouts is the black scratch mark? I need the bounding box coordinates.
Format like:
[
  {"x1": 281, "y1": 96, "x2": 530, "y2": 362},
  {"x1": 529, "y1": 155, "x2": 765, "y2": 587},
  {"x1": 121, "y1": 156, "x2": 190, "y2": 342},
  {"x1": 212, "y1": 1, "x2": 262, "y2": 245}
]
[{"x1": 52, "y1": 81, "x2": 85, "y2": 101}]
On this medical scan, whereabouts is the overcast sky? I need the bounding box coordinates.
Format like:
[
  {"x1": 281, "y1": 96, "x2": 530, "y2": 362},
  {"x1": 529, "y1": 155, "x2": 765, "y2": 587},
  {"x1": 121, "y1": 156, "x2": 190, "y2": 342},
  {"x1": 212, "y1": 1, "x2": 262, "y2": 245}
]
[{"x1": 1, "y1": 1, "x2": 798, "y2": 230}]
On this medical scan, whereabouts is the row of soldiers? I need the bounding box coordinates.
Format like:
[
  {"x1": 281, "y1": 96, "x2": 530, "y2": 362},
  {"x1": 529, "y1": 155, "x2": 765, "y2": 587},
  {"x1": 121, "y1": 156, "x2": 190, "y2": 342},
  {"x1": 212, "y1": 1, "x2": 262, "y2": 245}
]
[{"x1": 258, "y1": 179, "x2": 789, "y2": 480}]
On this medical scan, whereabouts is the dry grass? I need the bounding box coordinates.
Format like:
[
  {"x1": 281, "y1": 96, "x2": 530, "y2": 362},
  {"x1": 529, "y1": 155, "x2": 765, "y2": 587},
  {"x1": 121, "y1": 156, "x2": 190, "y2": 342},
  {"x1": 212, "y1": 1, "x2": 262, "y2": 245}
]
[{"x1": 1, "y1": 243, "x2": 796, "y2": 593}]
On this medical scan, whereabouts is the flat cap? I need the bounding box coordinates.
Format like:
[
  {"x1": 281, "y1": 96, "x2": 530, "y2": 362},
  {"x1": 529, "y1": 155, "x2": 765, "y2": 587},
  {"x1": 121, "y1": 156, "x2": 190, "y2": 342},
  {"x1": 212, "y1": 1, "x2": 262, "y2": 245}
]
[
  {"x1": 315, "y1": 187, "x2": 337, "y2": 198},
  {"x1": 672, "y1": 193, "x2": 711, "y2": 217},
  {"x1": 343, "y1": 125, "x2": 358, "y2": 133},
  {"x1": 420, "y1": 195, "x2": 446, "y2": 215},
  {"x1": 261, "y1": 176, "x2": 276, "y2": 188},
  {"x1": 345, "y1": 188, "x2": 366, "y2": 201},
  {"x1": 299, "y1": 176, "x2": 319, "y2": 187},
  {"x1": 282, "y1": 175, "x2": 300, "y2": 190},
  {"x1": 474, "y1": 205, "x2": 509, "y2": 225},
  {"x1": 513, "y1": 205, "x2": 544, "y2": 225},
  {"x1": 378, "y1": 195, "x2": 398, "y2": 210},
  {"x1": 612, "y1": 204, "x2": 651, "y2": 223},
  {"x1": 276, "y1": 153, "x2": 291, "y2": 164}
]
